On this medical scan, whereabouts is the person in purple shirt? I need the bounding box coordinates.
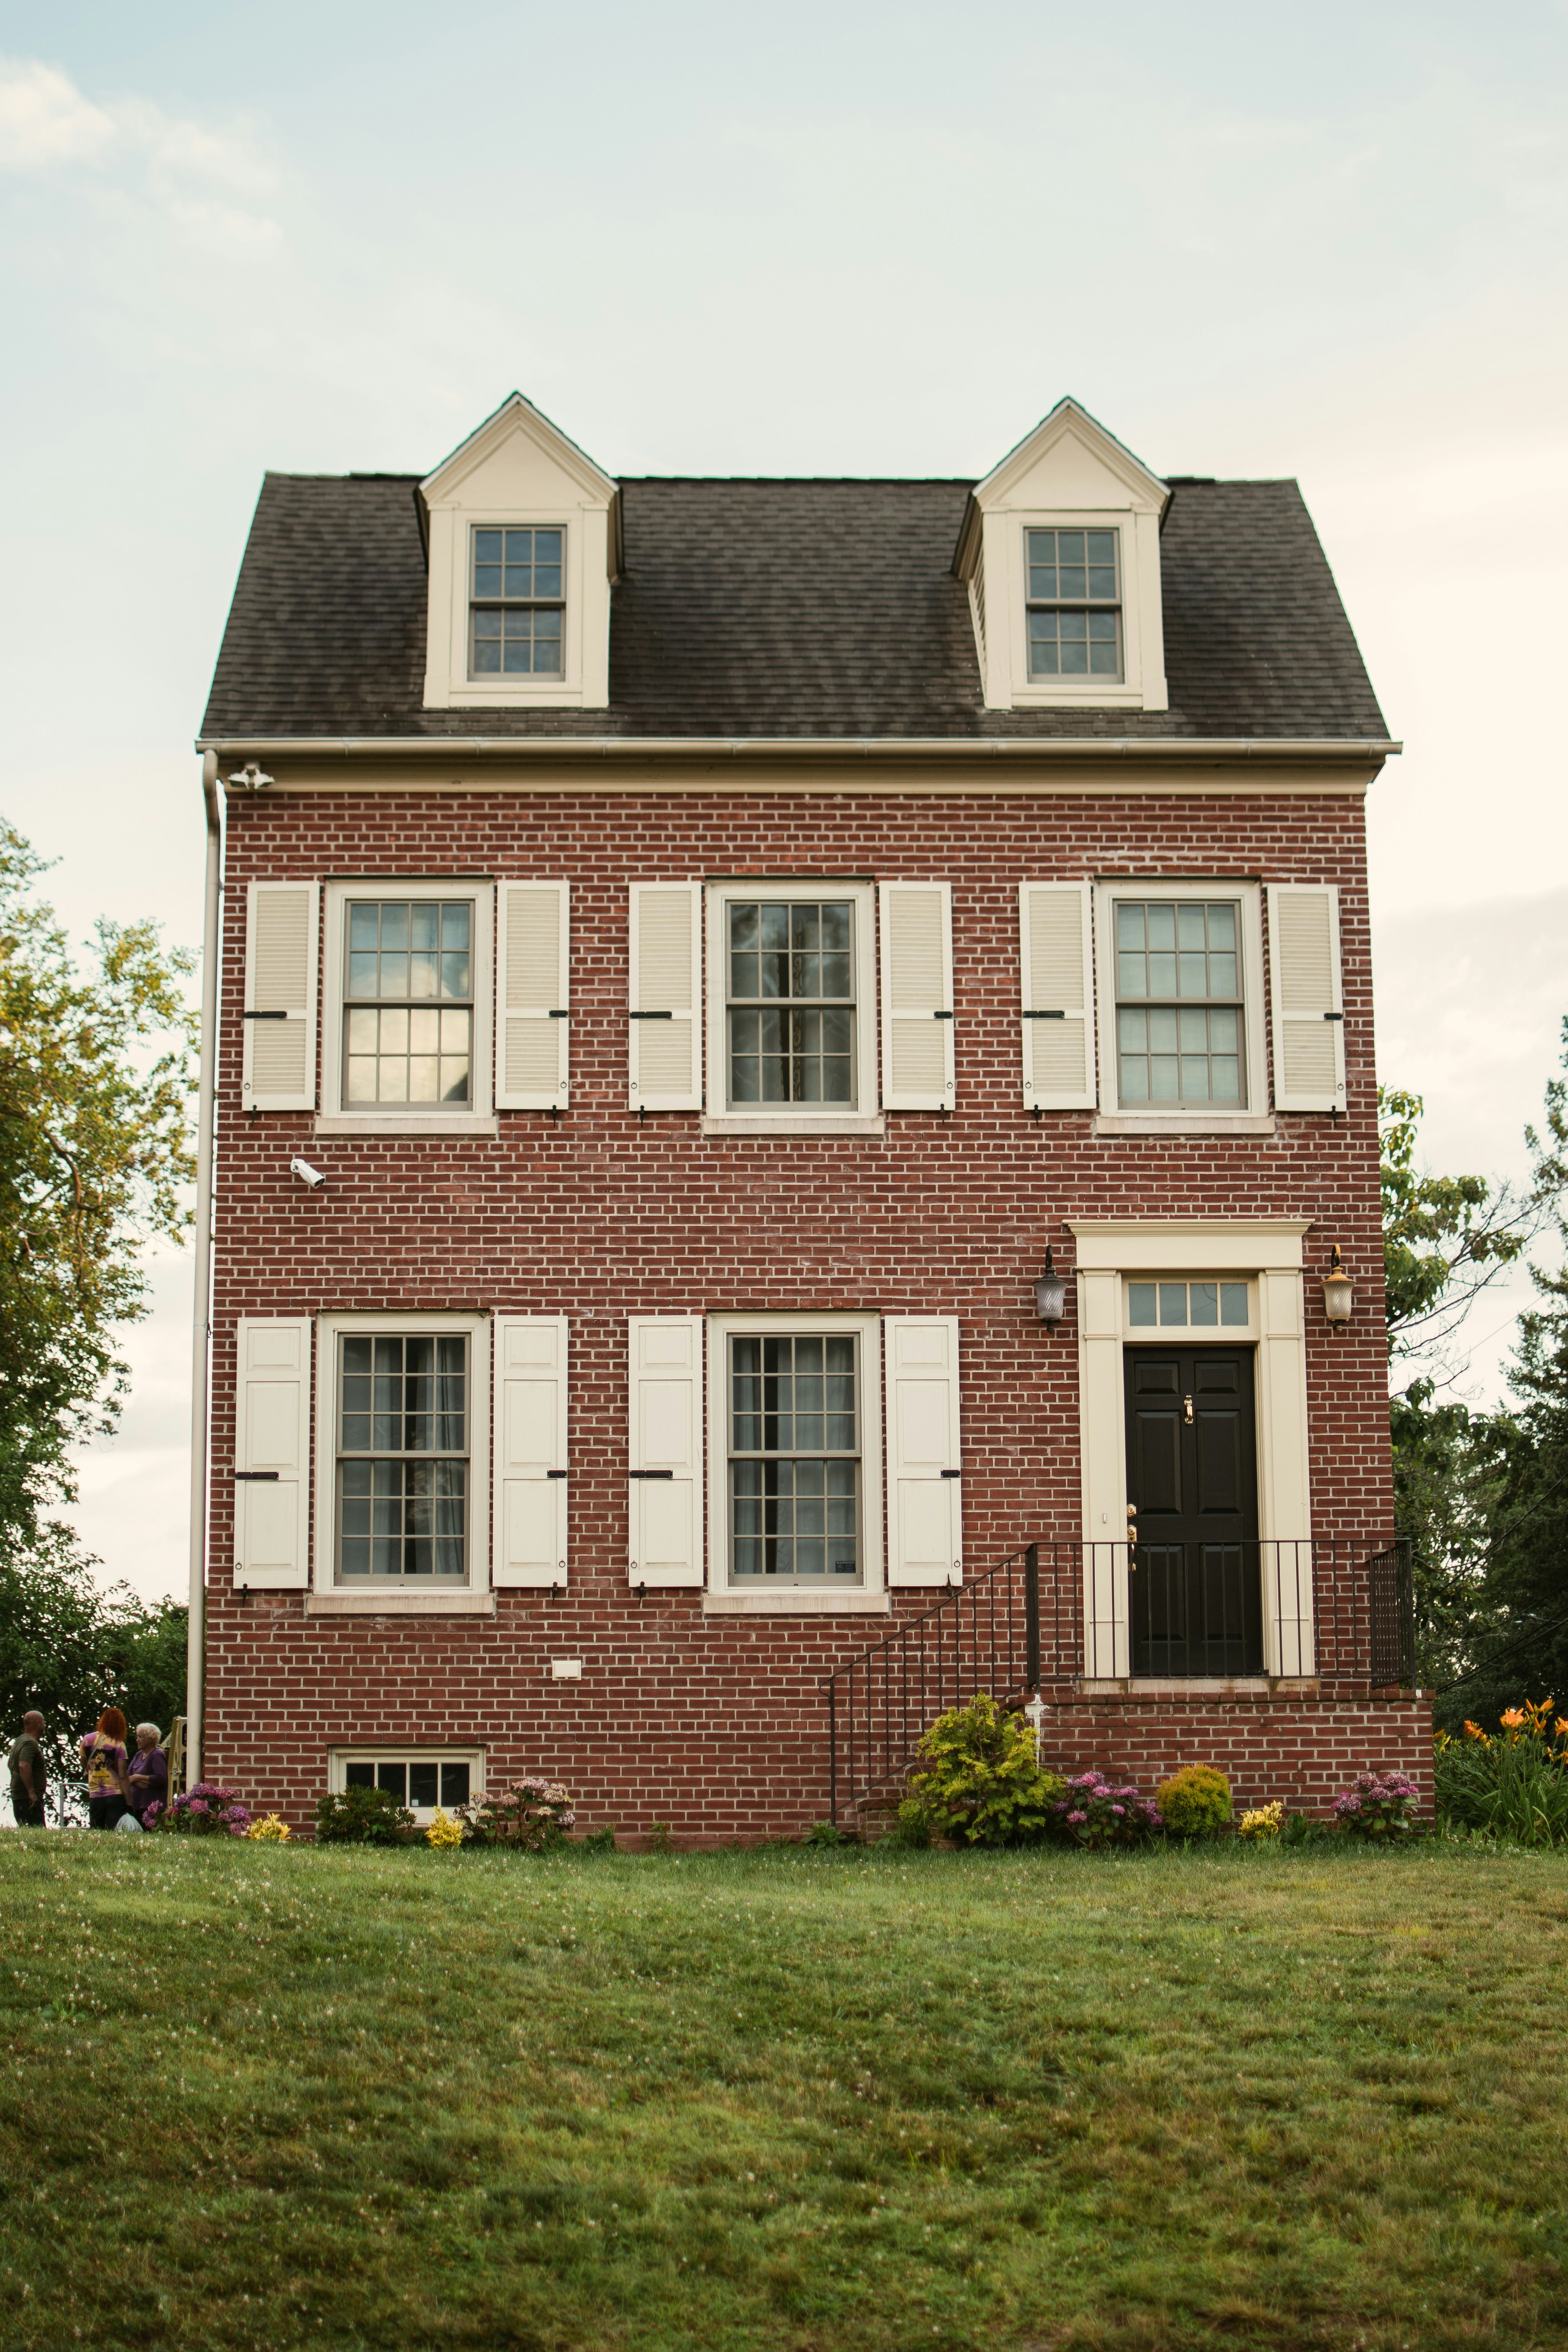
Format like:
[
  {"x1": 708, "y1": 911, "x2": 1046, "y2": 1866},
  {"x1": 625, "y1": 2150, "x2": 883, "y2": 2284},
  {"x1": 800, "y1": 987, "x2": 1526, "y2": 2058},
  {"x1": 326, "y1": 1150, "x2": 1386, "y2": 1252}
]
[{"x1": 126, "y1": 1723, "x2": 168, "y2": 1824}]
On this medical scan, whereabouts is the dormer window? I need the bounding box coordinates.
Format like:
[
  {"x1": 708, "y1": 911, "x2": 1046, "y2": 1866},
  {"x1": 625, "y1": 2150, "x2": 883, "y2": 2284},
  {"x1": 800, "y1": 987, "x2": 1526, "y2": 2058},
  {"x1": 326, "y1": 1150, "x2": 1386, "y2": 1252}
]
[
  {"x1": 1025, "y1": 527, "x2": 1121, "y2": 680},
  {"x1": 470, "y1": 527, "x2": 564, "y2": 677}
]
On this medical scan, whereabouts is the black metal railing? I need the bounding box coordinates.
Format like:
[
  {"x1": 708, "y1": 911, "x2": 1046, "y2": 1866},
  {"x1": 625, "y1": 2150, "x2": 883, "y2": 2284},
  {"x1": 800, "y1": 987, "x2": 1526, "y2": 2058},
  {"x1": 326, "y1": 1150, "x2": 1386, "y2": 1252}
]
[
  {"x1": 826, "y1": 1537, "x2": 1366, "y2": 1826},
  {"x1": 1368, "y1": 1539, "x2": 1415, "y2": 1688}
]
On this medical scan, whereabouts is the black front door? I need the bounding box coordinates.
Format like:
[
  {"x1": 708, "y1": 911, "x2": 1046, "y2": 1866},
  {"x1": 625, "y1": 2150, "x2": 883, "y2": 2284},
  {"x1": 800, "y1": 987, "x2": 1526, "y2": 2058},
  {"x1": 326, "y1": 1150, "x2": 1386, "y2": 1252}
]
[{"x1": 1124, "y1": 1347, "x2": 1262, "y2": 1676}]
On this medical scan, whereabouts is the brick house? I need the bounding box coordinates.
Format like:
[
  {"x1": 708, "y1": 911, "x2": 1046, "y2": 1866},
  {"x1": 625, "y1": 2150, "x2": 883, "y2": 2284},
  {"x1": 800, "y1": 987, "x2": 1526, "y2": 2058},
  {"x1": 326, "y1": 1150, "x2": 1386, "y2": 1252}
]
[{"x1": 185, "y1": 391, "x2": 1428, "y2": 1839}]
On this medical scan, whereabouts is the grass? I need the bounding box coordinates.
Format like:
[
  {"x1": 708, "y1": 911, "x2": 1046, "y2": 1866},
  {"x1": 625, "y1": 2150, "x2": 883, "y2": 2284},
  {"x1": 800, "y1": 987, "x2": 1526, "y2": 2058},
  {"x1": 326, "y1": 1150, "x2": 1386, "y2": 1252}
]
[{"x1": 1, "y1": 1836, "x2": 1566, "y2": 2351}]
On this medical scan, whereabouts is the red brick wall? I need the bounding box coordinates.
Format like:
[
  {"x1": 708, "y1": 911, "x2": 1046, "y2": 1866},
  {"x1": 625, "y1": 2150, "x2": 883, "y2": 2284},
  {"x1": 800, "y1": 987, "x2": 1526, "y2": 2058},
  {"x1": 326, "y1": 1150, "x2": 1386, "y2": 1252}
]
[{"x1": 203, "y1": 781, "x2": 1415, "y2": 1837}]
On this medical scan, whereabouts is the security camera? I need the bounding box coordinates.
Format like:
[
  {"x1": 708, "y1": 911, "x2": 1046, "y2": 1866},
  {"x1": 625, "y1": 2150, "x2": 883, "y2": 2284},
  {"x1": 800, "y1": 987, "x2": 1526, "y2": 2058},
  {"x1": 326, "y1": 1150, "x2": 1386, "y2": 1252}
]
[
  {"x1": 227, "y1": 761, "x2": 275, "y2": 792},
  {"x1": 290, "y1": 1158, "x2": 327, "y2": 1189}
]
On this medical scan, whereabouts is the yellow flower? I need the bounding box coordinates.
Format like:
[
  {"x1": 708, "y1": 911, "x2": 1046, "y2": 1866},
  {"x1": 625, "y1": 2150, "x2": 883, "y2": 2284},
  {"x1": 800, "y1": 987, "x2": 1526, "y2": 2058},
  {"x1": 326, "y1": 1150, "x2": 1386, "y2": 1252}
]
[
  {"x1": 246, "y1": 1814, "x2": 291, "y2": 1841},
  {"x1": 426, "y1": 1807, "x2": 465, "y2": 1850},
  {"x1": 1237, "y1": 1801, "x2": 1284, "y2": 1841}
]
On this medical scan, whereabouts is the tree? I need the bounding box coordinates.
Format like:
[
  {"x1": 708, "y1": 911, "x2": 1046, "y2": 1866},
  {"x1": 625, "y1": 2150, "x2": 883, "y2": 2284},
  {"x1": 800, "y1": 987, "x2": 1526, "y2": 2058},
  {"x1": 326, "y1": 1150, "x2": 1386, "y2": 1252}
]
[{"x1": 0, "y1": 820, "x2": 196, "y2": 1801}]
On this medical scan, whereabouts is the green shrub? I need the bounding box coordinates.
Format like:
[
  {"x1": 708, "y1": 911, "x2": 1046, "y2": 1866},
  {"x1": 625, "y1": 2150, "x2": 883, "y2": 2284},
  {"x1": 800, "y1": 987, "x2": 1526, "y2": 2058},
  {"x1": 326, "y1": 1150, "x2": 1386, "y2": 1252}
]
[
  {"x1": 1156, "y1": 1765, "x2": 1233, "y2": 1838},
  {"x1": 312, "y1": 1786, "x2": 415, "y2": 1845},
  {"x1": 1435, "y1": 1702, "x2": 1568, "y2": 1846},
  {"x1": 467, "y1": 1777, "x2": 576, "y2": 1850},
  {"x1": 900, "y1": 1694, "x2": 1066, "y2": 1848}
]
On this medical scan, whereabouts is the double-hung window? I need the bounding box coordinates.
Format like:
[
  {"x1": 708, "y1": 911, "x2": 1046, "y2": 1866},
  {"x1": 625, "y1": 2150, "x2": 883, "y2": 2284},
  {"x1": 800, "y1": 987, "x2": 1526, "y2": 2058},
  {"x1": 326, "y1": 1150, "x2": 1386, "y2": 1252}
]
[
  {"x1": 336, "y1": 1332, "x2": 468, "y2": 1582},
  {"x1": 470, "y1": 527, "x2": 564, "y2": 678},
  {"x1": 726, "y1": 898, "x2": 856, "y2": 1106},
  {"x1": 729, "y1": 1332, "x2": 861, "y2": 1584},
  {"x1": 1026, "y1": 527, "x2": 1121, "y2": 680},
  {"x1": 1113, "y1": 897, "x2": 1246, "y2": 1108},
  {"x1": 345, "y1": 898, "x2": 473, "y2": 1108}
]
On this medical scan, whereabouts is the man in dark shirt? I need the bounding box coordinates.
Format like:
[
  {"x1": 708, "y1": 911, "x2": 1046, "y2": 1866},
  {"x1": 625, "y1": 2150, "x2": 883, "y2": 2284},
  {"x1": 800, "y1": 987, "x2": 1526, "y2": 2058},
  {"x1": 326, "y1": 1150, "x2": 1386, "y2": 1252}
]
[{"x1": 8, "y1": 1711, "x2": 48, "y2": 1827}]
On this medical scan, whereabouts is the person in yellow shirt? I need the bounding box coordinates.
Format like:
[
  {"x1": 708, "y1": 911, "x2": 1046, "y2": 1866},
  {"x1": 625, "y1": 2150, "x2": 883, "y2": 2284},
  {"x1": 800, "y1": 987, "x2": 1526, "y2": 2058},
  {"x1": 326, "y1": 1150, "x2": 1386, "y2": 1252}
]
[{"x1": 80, "y1": 1708, "x2": 132, "y2": 1830}]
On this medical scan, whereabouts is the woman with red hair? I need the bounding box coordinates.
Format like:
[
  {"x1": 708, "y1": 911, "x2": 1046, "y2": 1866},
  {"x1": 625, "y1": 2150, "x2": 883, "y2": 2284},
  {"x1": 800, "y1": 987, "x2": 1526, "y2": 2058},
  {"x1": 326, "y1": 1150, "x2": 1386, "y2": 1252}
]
[{"x1": 81, "y1": 1708, "x2": 132, "y2": 1831}]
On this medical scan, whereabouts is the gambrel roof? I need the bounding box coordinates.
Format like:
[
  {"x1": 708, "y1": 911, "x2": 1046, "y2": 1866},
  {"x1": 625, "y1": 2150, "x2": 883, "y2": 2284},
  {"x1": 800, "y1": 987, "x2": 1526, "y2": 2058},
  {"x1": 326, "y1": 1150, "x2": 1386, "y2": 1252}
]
[{"x1": 200, "y1": 472, "x2": 1390, "y2": 745}]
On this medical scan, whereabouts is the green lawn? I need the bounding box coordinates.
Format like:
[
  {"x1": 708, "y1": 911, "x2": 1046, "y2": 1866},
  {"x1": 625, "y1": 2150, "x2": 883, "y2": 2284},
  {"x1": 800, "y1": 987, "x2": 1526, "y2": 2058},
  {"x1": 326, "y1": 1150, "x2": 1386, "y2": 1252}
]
[{"x1": 1, "y1": 1836, "x2": 1565, "y2": 2351}]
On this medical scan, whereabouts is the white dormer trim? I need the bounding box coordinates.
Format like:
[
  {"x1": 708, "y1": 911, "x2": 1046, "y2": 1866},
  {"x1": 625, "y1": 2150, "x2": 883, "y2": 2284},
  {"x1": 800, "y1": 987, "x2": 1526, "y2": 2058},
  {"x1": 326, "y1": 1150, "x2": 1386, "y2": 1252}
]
[
  {"x1": 420, "y1": 392, "x2": 619, "y2": 713},
  {"x1": 956, "y1": 398, "x2": 1170, "y2": 716}
]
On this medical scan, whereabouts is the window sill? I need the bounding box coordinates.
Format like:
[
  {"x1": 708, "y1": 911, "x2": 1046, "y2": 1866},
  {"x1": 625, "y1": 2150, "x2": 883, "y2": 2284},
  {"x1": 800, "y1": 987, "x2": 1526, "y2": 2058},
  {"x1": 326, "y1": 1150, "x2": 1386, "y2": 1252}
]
[
  {"x1": 699, "y1": 1113, "x2": 886, "y2": 1139},
  {"x1": 305, "y1": 1591, "x2": 498, "y2": 1617},
  {"x1": 1073, "y1": 1676, "x2": 1319, "y2": 1698},
  {"x1": 314, "y1": 1115, "x2": 499, "y2": 1138},
  {"x1": 703, "y1": 1590, "x2": 891, "y2": 1616},
  {"x1": 1092, "y1": 1113, "x2": 1276, "y2": 1137}
]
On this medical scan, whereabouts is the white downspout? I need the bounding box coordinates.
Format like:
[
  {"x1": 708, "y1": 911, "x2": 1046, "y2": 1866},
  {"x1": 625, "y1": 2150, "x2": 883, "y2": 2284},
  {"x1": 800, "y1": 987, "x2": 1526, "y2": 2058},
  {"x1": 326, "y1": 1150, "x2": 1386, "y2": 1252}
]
[{"x1": 185, "y1": 749, "x2": 223, "y2": 1784}]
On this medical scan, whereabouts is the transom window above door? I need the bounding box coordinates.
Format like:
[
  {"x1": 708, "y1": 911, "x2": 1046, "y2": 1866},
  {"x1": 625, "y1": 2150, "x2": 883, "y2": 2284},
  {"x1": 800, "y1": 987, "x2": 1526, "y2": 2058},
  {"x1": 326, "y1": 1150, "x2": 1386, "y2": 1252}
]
[
  {"x1": 469, "y1": 526, "x2": 564, "y2": 677},
  {"x1": 1114, "y1": 898, "x2": 1245, "y2": 1107},
  {"x1": 344, "y1": 899, "x2": 472, "y2": 1106},
  {"x1": 726, "y1": 899, "x2": 856, "y2": 1106},
  {"x1": 1127, "y1": 1279, "x2": 1251, "y2": 1329}
]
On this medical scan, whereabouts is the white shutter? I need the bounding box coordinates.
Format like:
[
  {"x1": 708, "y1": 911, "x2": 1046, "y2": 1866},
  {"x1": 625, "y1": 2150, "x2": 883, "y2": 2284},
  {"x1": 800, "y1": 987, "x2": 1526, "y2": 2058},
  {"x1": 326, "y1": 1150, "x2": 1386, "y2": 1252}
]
[
  {"x1": 628, "y1": 883, "x2": 701, "y2": 1111},
  {"x1": 628, "y1": 1316, "x2": 703, "y2": 1586},
  {"x1": 1266, "y1": 883, "x2": 1347, "y2": 1112},
  {"x1": 493, "y1": 1315, "x2": 569, "y2": 1586},
  {"x1": 878, "y1": 881, "x2": 955, "y2": 1112},
  {"x1": 1019, "y1": 881, "x2": 1096, "y2": 1110},
  {"x1": 495, "y1": 882, "x2": 569, "y2": 1111},
  {"x1": 233, "y1": 1318, "x2": 311, "y2": 1588},
  {"x1": 242, "y1": 882, "x2": 319, "y2": 1111},
  {"x1": 885, "y1": 1317, "x2": 963, "y2": 1586}
]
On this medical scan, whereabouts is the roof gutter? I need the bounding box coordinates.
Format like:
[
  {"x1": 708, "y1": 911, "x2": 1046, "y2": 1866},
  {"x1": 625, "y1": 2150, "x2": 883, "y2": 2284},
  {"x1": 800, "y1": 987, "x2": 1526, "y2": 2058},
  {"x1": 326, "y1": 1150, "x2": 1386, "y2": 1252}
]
[
  {"x1": 195, "y1": 733, "x2": 1399, "y2": 762},
  {"x1": 185, "y1": 749, "x2": 222, "y2": 1789}
]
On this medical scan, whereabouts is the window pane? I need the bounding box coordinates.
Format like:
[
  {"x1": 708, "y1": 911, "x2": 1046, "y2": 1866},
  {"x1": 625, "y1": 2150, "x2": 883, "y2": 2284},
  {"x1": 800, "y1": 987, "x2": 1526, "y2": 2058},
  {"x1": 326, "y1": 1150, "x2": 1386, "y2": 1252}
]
[
  {"x1": 441, "y1": 1762, "x2": 470, "y2": 1808},
  {"x1": 1159, "y1": 1283, "x2": 1188, "y2": 1326},
  {"x1": 345, "y1": 1761, "x2": 375, "y2": 1790},
  {"x1": 1128, "y1": 1283, "x2": 1157, "y2": 1326},
  {"x1": 408, "y1": 1763, "x2": 439, "y2": 1809},
  {"x1": 1146, "y1": 905, "x2": 1176, "y2": 951},
  {"x1": 377, "y1": 1763, "x2": 406, "y2": 1799},
  {"x1": 1190, "y1": 1282, "x2": 1218, "y2": 1325},
  {"x1": 1220, "y1": 1283, "x2": 1249, "y2": 1326}
]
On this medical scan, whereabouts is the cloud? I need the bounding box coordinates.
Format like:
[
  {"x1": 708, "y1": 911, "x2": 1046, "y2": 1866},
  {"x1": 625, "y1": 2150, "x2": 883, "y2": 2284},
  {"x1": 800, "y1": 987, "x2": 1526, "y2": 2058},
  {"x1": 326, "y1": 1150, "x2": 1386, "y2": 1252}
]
[{"x1": 0, "y1": 55, "x2": 282, "y2": 251}]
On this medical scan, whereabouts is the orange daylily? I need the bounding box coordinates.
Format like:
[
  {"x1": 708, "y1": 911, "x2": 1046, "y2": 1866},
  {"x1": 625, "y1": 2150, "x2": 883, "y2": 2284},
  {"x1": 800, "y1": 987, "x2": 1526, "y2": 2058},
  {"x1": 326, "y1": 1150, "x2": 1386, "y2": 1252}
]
[
  {"x1": 1463, "y1": 1719, "x2": 1487, "y2": 1741},
  {"x1": 1501, "y1": 1708, "x2": 1526, "y2": 1730},
  {"x1": 1556, "y1": 1719, "x2": 1568, "y2": 1743}
]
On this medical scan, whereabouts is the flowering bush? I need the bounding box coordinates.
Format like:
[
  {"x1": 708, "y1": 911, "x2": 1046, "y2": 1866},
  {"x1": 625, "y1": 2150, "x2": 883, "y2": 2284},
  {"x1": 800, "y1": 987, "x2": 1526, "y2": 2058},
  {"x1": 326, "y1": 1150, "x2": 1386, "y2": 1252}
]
[
  {"x1": 1331, "y1": 1770, "x2": 1422, "y2": 1839},
  {"x1": 895, "y1": 1695, "x2": 1065, "y2": 1848},
  {"x1": 425, "y1": 1807, "x2": 465, "y2": 1850},
  {"x1": 1434, "y1": 1700, "x2": 1568, "y2": 1846},
  {"x1": 146, "y1": 1783, "x2": 252, "y2": 1838},
  {"x1": 1051, "y1": 1771, "x2": 1162, "y2": 1848},
  {"x1": 313, "y1": 1786, "x2": 416, "y2": 1845},
  {"x1": 1237, "y1": 1801, "x2": 1284, "y2": 1841},
  {"x1": 1155, "y1": 1764, "x2": 1233, "y2": 1838},
  {"x1": 246, "y1": 1814, "x2": 291, "y2": 1842},
  {"x1": 465, "y1": 1777, "x2": 576, "y2": 1850}
]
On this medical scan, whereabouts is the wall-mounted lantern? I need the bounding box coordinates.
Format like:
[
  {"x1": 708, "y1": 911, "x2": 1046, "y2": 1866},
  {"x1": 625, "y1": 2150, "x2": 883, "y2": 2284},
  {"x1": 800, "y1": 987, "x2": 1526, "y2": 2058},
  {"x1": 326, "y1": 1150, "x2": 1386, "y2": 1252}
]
[
  {"x1": 1322, "y1": 1244, "x2": 1354, "y2": 1325},
  {"x1": 1034, "y1": 1245, "x2": 1069, "y2": 1327}
]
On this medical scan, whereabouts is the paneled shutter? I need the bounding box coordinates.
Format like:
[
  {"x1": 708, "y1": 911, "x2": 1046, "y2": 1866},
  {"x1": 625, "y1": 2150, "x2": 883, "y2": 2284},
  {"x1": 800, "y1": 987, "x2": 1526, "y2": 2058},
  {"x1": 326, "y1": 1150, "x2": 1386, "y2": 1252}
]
[
  {"x1": 1266, "y1": 883, "x2": 1346, "y2": 1111},
  {"x1": 878, "y1": 881, "x2": 955, "y2": 1112},
  {"x1": 628, "y1": 883, "x2": 701, "y2": 1111},
  {"x1": 242, "y1": 882, "x2": 319, "y2": 1112},
  {"x1": 1018, "y1": 881, "x2": 1096, "y2": 1110},
  {"x1": 628, "y1": 1316, "x2": 703, "y2": 1586},
  {"x1": 495, "y1": 882, "x2": 569, "y2": 1111},
  {"x1": 885, "y1": 1317, "x2": 963, "y2": 1586},
  {"x1": 232, "y1": 1318, "x2": 312, "y2": 1588},
  {"x1": 493, "y1": 1315, "x2": 569, "y2": 1586}
]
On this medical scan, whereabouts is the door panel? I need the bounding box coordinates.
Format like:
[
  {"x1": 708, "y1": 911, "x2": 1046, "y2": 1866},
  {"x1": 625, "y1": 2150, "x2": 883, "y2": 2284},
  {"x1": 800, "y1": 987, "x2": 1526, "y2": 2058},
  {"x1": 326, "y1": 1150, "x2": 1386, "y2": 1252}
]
[{"x1": 1124, "y1": 1345, "x2": 1261, "y2": 1676}]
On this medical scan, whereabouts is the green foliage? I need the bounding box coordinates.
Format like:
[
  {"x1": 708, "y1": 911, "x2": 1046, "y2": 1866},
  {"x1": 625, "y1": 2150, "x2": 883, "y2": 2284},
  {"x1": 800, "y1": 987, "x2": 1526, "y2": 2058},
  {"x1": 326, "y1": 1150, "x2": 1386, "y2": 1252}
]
[
  {"x1": 1155, "y1": 1764, "x2": 1233, "y2": 1837},
  {"x1": 466, "y1": 1776, "x2": 576, "y2": 1849},
  {"x1": 804, "y1": 1821, "x2": 852, "y2": 1848},
  {"x1": 1331, "y1": 1770, "x2": 1422, "y2": 1839},
  {"x1": 313, "y1": 1785, "x2": 416, "y2": 1845},
  {"x1": 900, "y1": 1694, "x2": 1065, "y2": 1848},
  {"x1": 1434, "y1": 1702, "x2": 1568, "y2": 1847},
  {"x1": 1379, "y1": 1087, "x2": 1532, "y2": 1361}
]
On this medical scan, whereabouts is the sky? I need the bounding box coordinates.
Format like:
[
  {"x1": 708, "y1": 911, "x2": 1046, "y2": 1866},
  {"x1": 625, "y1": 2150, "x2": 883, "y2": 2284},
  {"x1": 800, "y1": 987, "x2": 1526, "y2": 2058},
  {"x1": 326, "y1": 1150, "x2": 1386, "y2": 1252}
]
[{"x1": 0, "y1": 0, "x2": 1564, "y2": 1601}]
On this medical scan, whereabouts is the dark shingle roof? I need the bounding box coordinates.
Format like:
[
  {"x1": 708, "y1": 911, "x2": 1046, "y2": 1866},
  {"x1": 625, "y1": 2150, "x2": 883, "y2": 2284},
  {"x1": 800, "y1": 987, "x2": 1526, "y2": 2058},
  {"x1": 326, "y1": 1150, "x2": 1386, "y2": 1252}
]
[{"x1": 200, "y1": 472, "x2": 1389, "y2": 743}]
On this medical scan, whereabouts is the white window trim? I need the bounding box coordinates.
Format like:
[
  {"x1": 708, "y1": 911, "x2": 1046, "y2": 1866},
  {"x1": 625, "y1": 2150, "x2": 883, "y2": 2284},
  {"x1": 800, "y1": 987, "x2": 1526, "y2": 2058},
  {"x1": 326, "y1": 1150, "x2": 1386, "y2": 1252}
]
[
  {"x1": 311, "y1": 1311, "x2": 492, "y2": 1613},
  {"x1": 328, "y1": 1748, "x2": 486, "y2": 1822},
  {"x1": 701, "y1": 881, "x2": 879, "y2": 1135},
  {"x1": 1069, "y1": 1220, "x2": 1314, "y2": 1682},
  {"x1": 703, "y1": 1311, "x2": 888, "y2": 1616},
  {"x1": 1092, "y1": 878, "x2": 1271, "y2": 1132},
  {"x1": 318, "y1": 879, "x2": 495, "y2": 1131},
  {"x1": 1002, "y1": 510, "x2": 1158, "y2": 709}
]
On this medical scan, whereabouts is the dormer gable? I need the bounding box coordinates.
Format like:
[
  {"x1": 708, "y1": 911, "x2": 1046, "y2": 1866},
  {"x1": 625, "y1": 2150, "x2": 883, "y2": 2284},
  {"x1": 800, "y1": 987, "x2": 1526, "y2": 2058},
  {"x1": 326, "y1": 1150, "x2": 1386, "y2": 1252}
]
[
  {"x1": 953, "y1": 398, "x2": 1169, "y2": 713},
  {"x1": 420, "y1": 392, "x2": 620, "y2": 712}
]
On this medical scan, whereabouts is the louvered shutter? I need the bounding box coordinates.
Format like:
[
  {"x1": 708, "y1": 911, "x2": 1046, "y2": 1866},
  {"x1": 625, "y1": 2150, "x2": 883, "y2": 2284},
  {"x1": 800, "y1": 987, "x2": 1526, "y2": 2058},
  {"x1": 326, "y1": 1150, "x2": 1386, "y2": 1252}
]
[
  {"x1": 495, "y1": 882, "x2": 569, "y2": 1110},
  {"x1": 493, "y1": 1315, "x2": 569, "y2": 1586},
  {"x1": 628, "y1": 1316, "x2": 703, "y2": 1586},
  {"x1": 878, "y1": 882, "x2": 955, "y2": 1112},
  {"x1": 1018, "y1": 881, "x2": 1096, "y2": 1109},
  {"x1": 628, "y1": 884, "x2": 701, "y2": 1111},
  {"x1": 885, "y1": 1317, "x2": 963, "y2": 1586},
  {"x1": 242, "y1": 882, "x2": 319, "y2": 1111},
  {"x1": 1266, "y1": 884, "x2": 1346, "y2": 1112},
  {"x1": 232, "y1": 1318, "x2": 312, "y2": 1588}
]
